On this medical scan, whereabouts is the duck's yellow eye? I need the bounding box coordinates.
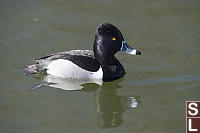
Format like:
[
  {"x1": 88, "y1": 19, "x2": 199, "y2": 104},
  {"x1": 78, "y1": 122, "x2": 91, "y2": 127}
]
[{"x1": 112, "y1": 37, "x2": 116, "y2": 41}]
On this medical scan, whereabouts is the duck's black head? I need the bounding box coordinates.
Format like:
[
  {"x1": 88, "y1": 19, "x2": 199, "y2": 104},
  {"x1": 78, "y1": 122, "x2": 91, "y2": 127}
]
[{"x1": 93, "y1": 23, "x2": 141, "y2": 65}]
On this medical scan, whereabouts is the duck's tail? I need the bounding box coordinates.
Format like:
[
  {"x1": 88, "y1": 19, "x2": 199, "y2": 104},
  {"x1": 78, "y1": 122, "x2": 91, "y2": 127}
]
[{"x1": 23, "y1": 64, "x2": 47, "y2": 75}]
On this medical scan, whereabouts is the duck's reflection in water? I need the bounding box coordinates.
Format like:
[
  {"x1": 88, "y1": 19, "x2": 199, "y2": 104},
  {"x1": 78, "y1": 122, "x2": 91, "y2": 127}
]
[
  {"x1": 43, "y1": 75, "x2": 103, "y2": 90},
  {"x1": 95, "y1": 81, "x2": 140, "y2": 127},
  {"x1": 36, "y1": 75, "x2": 141, "y2": 128}
]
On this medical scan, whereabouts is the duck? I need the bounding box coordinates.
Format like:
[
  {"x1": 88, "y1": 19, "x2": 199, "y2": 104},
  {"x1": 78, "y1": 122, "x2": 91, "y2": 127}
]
[{"x1": 24, "y1": 23, "x2": 141, "y2": 82}]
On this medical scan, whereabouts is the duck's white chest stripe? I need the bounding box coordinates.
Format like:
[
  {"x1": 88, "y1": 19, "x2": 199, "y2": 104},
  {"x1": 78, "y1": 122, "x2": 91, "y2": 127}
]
[{"x1": 47, "y1": 59, "x2": 103, "y2": 79}]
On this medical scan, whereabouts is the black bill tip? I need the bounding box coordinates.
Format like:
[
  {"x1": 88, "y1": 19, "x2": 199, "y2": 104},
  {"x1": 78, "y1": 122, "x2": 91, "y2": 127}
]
[{"x1": 136, "y1": 50, "x2": 141, "y2": 55}]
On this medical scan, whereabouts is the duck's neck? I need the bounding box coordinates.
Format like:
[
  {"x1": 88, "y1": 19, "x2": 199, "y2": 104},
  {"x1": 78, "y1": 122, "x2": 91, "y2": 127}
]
[
  {"x1": 93, "y1": 44, "x2": 119, "y2": 65},
  {"x1": 97, "y1": 55, "x2": 119, "y2": 66}
]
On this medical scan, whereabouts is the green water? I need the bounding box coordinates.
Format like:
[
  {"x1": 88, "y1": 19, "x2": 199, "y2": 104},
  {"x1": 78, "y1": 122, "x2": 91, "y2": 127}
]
[{"x1": 0, "y1": 0, "x2": 200, "y2": 132}]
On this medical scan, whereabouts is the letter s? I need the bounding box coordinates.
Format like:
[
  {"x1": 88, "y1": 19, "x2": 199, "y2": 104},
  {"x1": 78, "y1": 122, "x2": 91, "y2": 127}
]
[{"x1": 188, "y1": 103, "x2": 198, "y2": 116}]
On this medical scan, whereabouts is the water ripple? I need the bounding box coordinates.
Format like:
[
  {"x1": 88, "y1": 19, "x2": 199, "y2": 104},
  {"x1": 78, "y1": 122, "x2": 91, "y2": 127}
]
[{"x1": 129, "y1": 74, "x2": 200, "y2": 85}]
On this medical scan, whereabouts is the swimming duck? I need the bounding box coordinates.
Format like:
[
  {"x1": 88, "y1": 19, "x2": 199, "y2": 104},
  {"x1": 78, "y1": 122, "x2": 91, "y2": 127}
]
[{"x1": 24, "y1": 23, "x2": 141, "y2": 82}]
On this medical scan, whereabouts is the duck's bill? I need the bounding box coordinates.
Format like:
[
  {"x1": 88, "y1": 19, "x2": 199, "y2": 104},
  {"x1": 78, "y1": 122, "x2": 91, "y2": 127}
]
[{"x1": 120, "y1": 41, "x2": 141, "y2": 55}]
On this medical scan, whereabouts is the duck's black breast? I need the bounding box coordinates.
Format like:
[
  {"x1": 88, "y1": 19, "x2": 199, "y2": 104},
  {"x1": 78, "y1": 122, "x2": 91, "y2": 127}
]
[
  {"x1": 102, "y1": 63, "x2": 126, "y2": 82},
  {"x1": 36, "y1": 50, "x2": 100, "y2": 72}
]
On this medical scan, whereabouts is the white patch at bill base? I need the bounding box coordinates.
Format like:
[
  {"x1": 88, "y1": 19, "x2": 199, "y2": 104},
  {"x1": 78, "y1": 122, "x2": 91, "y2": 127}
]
[{"x1": 129, "y1": 49, "x2": 137, "y2": 55}]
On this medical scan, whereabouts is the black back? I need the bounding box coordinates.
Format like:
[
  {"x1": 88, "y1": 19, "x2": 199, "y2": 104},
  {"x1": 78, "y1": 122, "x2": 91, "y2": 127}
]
[{"x1": 35, "y1": 50, "x2": 100, "y2": 72}]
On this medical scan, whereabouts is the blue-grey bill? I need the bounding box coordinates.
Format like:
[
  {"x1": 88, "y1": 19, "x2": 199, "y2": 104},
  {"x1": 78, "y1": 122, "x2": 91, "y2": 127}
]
[{"x1": 120, "y1": 41, "x2": 141, "y2": 55}]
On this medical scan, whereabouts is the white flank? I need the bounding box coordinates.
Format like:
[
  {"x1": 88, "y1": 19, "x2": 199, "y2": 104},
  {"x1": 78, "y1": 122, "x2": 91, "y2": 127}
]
[{"x1": 47, "y1": 59, "x2": 103, "y2": 79}]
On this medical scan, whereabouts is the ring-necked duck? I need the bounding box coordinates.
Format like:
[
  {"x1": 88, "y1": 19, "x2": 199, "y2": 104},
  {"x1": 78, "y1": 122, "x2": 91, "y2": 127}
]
[{"x1": 24, "y1": 23, "x2": 141, "y2": 82}]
